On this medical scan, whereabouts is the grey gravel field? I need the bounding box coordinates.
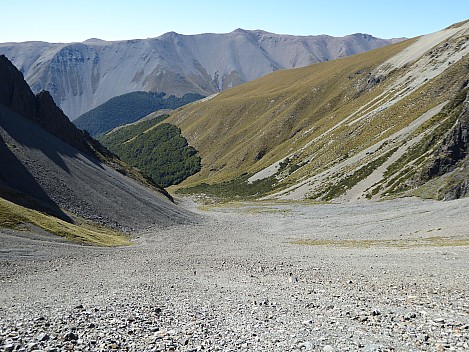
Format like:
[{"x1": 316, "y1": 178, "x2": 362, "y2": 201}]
[{"x1": 1, "y1": 197, "x2": 469, "y2": 351}]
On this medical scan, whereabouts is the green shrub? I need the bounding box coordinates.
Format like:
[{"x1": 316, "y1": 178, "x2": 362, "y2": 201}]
[
  {"x1": 99, "y1": 120, "x2": 201, "y2": 187},
  {"x1": 177, "y1": 174, "x2": 276, "y2": 200}
]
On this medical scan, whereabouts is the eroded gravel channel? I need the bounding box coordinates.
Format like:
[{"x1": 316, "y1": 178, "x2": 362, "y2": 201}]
[{"x1": 1, "y1": 198, "x2": 469, "y2": 351}]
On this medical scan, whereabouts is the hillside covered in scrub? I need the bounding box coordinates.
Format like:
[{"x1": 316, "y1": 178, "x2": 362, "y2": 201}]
[
  {"x1": 98, "y1": 113, "x2": 201, "y2": 187},
  {"x1": 74, "y1": 92, "x2": 204, "y2": 137}
]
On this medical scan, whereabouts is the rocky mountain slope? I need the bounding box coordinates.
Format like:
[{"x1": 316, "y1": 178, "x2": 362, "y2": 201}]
[
  {"x1": 0, "y1": 55, "x2": 194, "y2": 240},
  {"x1": 164, "y1": 20, "x2": 469, "y2": 201},
  {"x1": 0, "y1": 30, "x2": 401, "y2": 119}
]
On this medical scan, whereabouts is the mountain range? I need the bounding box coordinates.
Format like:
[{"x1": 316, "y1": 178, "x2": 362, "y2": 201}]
[
  {"x1": 0, "y1": 30, "x2": 402, "y2": 119},
  {"x1": 0, "y1": 18, "x2": 468, "y2": 251},
  {"x1": 1, "y1": 19, "x2": 468, "y2": 248}
]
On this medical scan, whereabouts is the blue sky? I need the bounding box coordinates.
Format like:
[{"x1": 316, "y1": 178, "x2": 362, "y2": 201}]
[{"x1": 2, "y1": 0, "x2": 468, "y2": 42}]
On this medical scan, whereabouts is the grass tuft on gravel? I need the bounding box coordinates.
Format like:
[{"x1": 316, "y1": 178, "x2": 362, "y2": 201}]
[
  {"x1": 0, "y1": 198, "x2": 131, "y2": 246},
  {"x1": 292, "y1": 236, "x2": 469, "y2": 248}
]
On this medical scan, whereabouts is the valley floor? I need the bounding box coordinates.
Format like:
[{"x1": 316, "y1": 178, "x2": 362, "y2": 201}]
[{"x1": 1, "y1": 197, "x2": 469, "y2": 351}]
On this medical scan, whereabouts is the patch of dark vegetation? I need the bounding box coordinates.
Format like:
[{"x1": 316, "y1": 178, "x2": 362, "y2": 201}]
[
  {"x1": 255, "y1": 147, "x2": 268, "y2": 160},
  {"x1": 74, "y1": 92, "x2": 204, "y2": 136},
  {"x1": 98, "y1": 114, "x2": 169, "y2": 148},
  {"x1": 278, "y1": 157, "x2": 301, "y2": 175},
  {"x1": 99, "y1": 120, "x2": 201, "y2": 187}
]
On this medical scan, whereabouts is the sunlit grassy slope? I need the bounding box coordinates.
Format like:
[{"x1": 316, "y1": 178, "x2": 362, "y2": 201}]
[
  {"x1": 166, "y1": 39, "x2": 414, "y2": 183},
  {"x1": 162, "y1": 21, "x2": 469, "y2": 201},
  {"x1": 0, "y1": 198, "x2": 131, "y2": 246}
]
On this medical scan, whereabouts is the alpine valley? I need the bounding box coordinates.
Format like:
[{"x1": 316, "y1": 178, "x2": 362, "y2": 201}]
[{"x1": 1, "y1": 20, "x2": 469, "y2": 352}]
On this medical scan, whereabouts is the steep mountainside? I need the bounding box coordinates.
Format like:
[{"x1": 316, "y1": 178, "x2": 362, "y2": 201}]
[
  {"x1": 0, "y1": 30, "x2": 401, "y2": 119},
  {"x1": 0, "y1": 55, "x2": 94, "y2": 157},
  {"x1": 0, "y1": 55, "x2": 194, "y2": 239},
  {"x1": 165, "y1": 21, "x2": 469, "y2": 201},
  {"x1": 74, "y1": 91, "x2": 204, "y2": 136}
]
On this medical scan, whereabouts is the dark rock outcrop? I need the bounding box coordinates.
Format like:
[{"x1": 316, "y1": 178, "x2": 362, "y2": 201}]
[
  {"x1": 0, "y1": 55, "x2": 36, "y2": 120},
  {"x1": 428, "y1": 90, "x2": 469, "y2": 177},
  {"x1": 443, "y1": 172, "x2": 469, "y2": 200},
  {"x1": 424, "y1": 88, "x2": 469, "y2": 200}
]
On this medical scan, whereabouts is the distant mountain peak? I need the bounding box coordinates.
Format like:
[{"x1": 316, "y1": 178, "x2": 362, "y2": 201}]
[
  {"x1": 232, "y1": 28, "x2": 250, "y2": 33},
  {"x1": 350, "y1": 33, "x2": 374, "y2": 39},
  {"x1": 83, "y1": 38, "x2": 105, "y2": 43}
]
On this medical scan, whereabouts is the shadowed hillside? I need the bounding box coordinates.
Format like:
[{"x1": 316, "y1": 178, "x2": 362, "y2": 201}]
[{"x1": 0, "y1": 55, "x2": 196, "y2": 244}]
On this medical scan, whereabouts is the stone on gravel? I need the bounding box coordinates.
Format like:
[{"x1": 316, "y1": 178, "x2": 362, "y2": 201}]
[{"x1": 1, "y1": 198, "x2": 468, "y2": 351}]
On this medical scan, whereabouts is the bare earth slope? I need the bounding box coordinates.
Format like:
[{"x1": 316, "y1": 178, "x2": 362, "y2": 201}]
[
  {"x1": 0, "y1": 30, "x2": 400, "y2": 119},
  {"x1": 1, "y1": 198, "x2": 468, "y2": 351}
]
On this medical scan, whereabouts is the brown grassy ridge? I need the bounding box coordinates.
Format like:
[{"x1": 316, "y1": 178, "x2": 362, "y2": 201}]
[
  {"x1": 161, "y1": 21, "x2": 468, "y2": 201},
  {"x1": 165, "y1": 39, "x2": 416, "y2": 188}
]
